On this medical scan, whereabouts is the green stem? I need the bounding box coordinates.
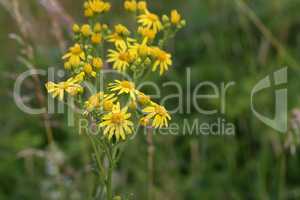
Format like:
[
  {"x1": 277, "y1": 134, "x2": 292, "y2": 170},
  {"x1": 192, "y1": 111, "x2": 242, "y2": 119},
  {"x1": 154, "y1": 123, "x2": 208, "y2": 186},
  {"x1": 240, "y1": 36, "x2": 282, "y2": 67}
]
[
  {"x1": 107, "y1": 162, "x2": 113, "y2": 200},
  {"x1": 105, "y1": 142, "x2": 115, "y2": 200}
]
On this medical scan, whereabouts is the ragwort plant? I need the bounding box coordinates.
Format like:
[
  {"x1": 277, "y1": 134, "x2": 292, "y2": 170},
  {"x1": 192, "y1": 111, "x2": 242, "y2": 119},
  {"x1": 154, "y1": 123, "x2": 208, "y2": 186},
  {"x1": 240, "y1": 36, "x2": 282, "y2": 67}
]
[{"x1": 45, "y1": 0, "x2": 185, "y2": 199}]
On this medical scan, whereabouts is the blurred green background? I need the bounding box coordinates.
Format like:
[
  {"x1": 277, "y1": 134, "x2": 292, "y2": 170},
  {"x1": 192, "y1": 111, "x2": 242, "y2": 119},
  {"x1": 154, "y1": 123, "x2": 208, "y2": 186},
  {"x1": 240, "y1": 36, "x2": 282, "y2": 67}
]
[{"x1": 1, "y1": 0, "x2": 300, "y2": 199}]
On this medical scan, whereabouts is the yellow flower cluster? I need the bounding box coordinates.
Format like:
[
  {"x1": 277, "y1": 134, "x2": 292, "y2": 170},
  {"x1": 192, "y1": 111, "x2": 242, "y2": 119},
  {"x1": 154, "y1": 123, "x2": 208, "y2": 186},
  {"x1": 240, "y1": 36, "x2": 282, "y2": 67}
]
[{"x1": 46, "y1": 0, "x2": 185, "y2": 142}]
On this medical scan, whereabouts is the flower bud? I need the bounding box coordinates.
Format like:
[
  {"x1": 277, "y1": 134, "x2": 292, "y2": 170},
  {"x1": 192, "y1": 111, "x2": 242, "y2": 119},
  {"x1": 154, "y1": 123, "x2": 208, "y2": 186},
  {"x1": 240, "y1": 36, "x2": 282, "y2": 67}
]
[
  {"x1": 84, "y1": 63, "x2": 93, "y2": 74},
  {"x1": 72, "y1": 24, "x2": 80, "y2": 33}
]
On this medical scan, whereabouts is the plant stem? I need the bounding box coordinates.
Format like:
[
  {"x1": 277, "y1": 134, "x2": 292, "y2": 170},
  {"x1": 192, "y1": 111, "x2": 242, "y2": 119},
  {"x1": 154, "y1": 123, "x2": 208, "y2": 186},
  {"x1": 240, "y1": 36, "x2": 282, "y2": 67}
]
[
  {"x1": 107, "y1": 163, "x2": 113, "y2": 200},
  {"x1": 147, "y1": 127, "x2": 154, "y2": 200},
  {"x1": 106, "y1": 143, "x2": 114, "y2": 200}
]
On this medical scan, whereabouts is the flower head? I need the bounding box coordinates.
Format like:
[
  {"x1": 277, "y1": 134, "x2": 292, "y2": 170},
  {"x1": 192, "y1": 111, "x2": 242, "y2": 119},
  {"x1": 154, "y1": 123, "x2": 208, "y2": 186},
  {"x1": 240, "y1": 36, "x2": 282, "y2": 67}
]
[
  {"x1": 107, "y1": 45, "x2": 135, "y2": 72},
  {"x1": 138, "y1": 11, "x2": 163, "y2": 32},
  {"x1": 100, "y1": 103, "x2": 133, "y2": 141},
  {"x1": 91, "y1": 33, "x2": 102, "y2": 44},
  {"x1": 142, "y1": 103, "x2": 171, "y2": 128},
  {"x1": 88, "y1": 0, "x2": 111, "y2": 13},
  {"x1": 62, "y1": 44, "x2": 85, "y2": 67},
  {"x1": 107, "y1": 24, "x2": 132, "y2": 48},
  {"x1": 137, "y1": 1, "x2": 147, "y2": 11},
  {"x1": 138, "y1": 27, "x2": 157, "y2": 41},
  {"x1": 124, "y1": 0, "x2": 137, "y2": 12},
  {"x1": 92, "y1": 57, "x2": 103, "y2": 69},
  {"x1": 85, "y1": 92, "x2": 116, "y2": 112},
  {"x1": 151, "y1": 47, "x2": 172, "y2": 75},
  {"x1": 46, "y1": 76, "x2": 83, "y2": 101},
  {"x1": 109, "y1": 80, "x2": 136, "y2": 100},
  {"x1": 170, "y1": 10, "x2": 181, "y2": 25},
  {"x1": 81, "y1": 24, "x2": 92, "y2": 36}
]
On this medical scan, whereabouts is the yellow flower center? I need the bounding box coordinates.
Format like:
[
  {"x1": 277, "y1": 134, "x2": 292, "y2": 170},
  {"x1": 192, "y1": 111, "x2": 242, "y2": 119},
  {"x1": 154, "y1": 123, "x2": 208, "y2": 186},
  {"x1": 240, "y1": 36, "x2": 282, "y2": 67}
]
[
  {"x1": 120, "y1": 81, "x2": 134, "y2": 90},
  {"x1": 119, "y1": 52, "x2": 131, "y2": 61},
  {"x1": 111, "y1": 112, "x2": 124, "y2": 124}
]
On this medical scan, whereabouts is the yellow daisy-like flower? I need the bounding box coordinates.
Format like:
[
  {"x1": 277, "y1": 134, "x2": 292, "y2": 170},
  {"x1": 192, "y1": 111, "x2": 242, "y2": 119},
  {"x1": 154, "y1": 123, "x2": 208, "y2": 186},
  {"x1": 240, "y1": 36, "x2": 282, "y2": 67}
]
[
  {"x1": 81, "y1": 24, "x2": 92, "y2": 36},
  {"x1": 100, "y1": 102, "x2": 133, "y2": 141},
  {"x1": 124, "y1": 0, "x2": 137, "y2": 12},
  {"x1": 115, "y1": 24, "x2": 130, "y2": 35},
  {"x1": 85, "y1": 92, "x2": 116, "y2": 112},
  {"x1": 137, "y1": 1, "x2": 147, "y2": 11},
  {"x1": 109, "y1": 80, "x2": 136, "y2": 100},
  {"x1": 142, "y1": 103, "x2": 171, "y2": 128},
  {"x1": 138, "y1": 11, "x2": 163, "y2": 32},
  {"x1": 91, "y1": 33, "x2": 102, "y2": 44},
  {"x1": 88, "y1": 0, "x2": 111, "y2": 13},
  {"x1": 62, "y1": 43, "x2": 85, "y2": 67},
  {"x1": 151, "y1": 47, "x2": 172, "y2": 75},
  {"x1": 83, "y1": 63, "x2": 97, "y2": 77},
  {"x1": 84, "y1": 2, "x2": 94, "y2": 17},
  {"x1": 107, "y1": 45, "x2": 134, "y2": 71},
  {"x1": 107, "y1": 24, "x2": 132, "y2": 48},
  {"x1": 92, "y1": 57, "x2": 103, "y2": 69},
  {"x1": 107, "y1": 33, "x2": 126, "y2": 49},
  {"x1": 138, "y1": 27, "x2": 157, "y2": 41},
  {"x1": 129, "y1": 39, "x2": 151, "y2": 57},
  {"x1": 170, "y1": 9, "x2": 181, "y2": 25},
  {"x1": 45, "y1": 76, "x2": 83, "y2": 101}
]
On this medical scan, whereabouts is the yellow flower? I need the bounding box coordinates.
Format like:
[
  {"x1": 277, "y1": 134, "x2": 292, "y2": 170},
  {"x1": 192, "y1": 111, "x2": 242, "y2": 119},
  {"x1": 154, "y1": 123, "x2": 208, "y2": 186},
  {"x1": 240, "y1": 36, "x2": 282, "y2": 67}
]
[
  {"x1": 94, "y1": 23, "x2": 102, "y2": 32},
  {"x1": 109, "y1": 80, "x2": 136, "y2": 100},
  {"x1": 83, "y1": 63, "x2": 97, "y2": 77},
  {"x1": 81, "y1": 24, "x2": 92, "y2": 36},
  {"x1": 84, "y1": 7, "x2": 94, "y2": 17},
  {"x1": 45, "y1": 77, "x2": 83, "y2": 101},
  {"x1": 138, "y1": 27, "x2": 157, "y2": 40},
  {"x1": 92, "y1": 57, "x2": 103, "y2": 69},
  {"x1": 72, "y1": 24, "x2": 80, "y2": 33},
  {"x1": 100, "y1": 102, "x2": 133, "y2": 141},
  {"x1": 107, "y1": 45, "x2": 134, "y2": 71},
  {"x1": 91, "y1": 33, "x2": 102, "y2": 44},
  {"x1": 85, "y1": 92, "x2": 116, "y2": 112},
  {"x1": 129, "y1": 39, "x2": 151, "y2": 57},
  {"x1": 107, "y1": 25, "x2": 131, "y2": 48},
  {"x1": 103, "y1": 99, "x2": 114, "y2": 111},
  {"x1": 137, "y1": 92, "x2": 151, "y2": 105},
  {"x1": 115, "y1": 24, "x2": 131, "y2": 35},
  {"x1": 124, "y1": 0, "x2": 137, "y2": 12},
  {"x1": 107, "y1": 33, "x2": 126, "y2": 48},
  {"x1": 142, "y1": 103, "x2": 171, "y2": 128},
  {"x1": 137, "y1": 1, "x2": 147, "y2": 11},
  {"x1": 88, "y1": 0, "x2": 110, "y2": 13},
  {"x1": 170, "y1": 10, "x2": 181, "y2": 25},
  {"x1": 103, "y1": 2, "x2": 111, "y2": 12},
  {"x1": 62, "y1": 43, "x2": 85, "y2": 67},
  {"x1": 138, "y1": 11, "x2": 163, "y2": 32},
  {"x1": 151, "y1": 47, "x2": 172, "y2": 75},
  {"x1": 83, "y1": 63, "x2": 92, "y2": 73}
]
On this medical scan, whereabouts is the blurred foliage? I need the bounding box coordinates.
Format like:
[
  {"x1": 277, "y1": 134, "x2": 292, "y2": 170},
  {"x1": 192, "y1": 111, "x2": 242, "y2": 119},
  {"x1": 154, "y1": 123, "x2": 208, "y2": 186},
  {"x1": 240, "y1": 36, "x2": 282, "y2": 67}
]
[{"x1": 1, "y1": 0, "x2": 300, "y2": 199}]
